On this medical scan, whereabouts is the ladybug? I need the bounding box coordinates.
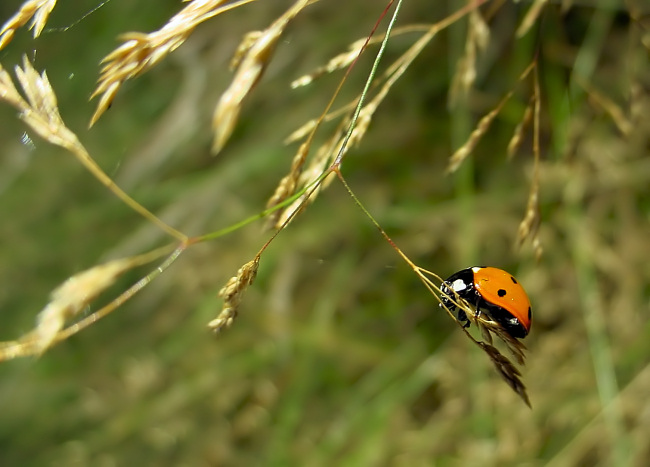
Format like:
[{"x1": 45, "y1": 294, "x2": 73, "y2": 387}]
[{"x1": 440, "y1": 267, "x2": 532, "y2": 339}]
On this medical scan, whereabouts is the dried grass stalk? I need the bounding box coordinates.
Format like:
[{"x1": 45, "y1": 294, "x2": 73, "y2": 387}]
[
  {"x1": 90, "y1": 0, "x2": 236, "y2": 127},
  {"x1": 0, "y1": 56, "x2": 81, "y2": 152},
  {"x1": 517, "y1": 67, "x2": 542, "y2": 259},
  {"x1": 283, "y1": 103, "x2": 353, "y2": 145},
  {"x1": 476, "y1": 315, "x2": 528, "y2": 366},
  {"x1": 270, "y1": 20, "x2": 446, "y2": 228},
  {"x1": 285, "y1": 118, "x2": 319, "y2": 145},
  {"x1": 290, "y1": 23, "x2": 459, "y2": 90},
  {"x1": 230, "y1": 30, "x2": 263, "y2": 70},
  {"x1": 478, "y1": 341, "x2": 531, "y2": 407},
  {"x1": 443, "y1": 290, "x2": 528, "y2": 366},
  {"x1": 34, "y1": 257, "x2": 143, "y2": 353},
  {"x1": 516, "y1": 0, "x2": 549, "y2": 37},
  {"x1": 272, "y1": 125, "x2": 346, "y2": 229},
  {"x1": 0, "y1": 0, "x2": 57, "y2": 50},
  {"x1": 447, "y1": 61, "x2": 535, "y2": 173},
  {"x1": 212, "y1": 0, "x2": 310, "y2": 153},
  {"x1": 0, "y1": 56, "x2": 187, "y2": 241},
  {"x1": 291, "y1": 38, "x2": 368, "y2": 88},
  {"x1": 272, "y1": 12, "x2": 463, "y2": 228},
  {"x1": 271, "y1": 4, "x2": 485, "y2": 228},
  {"x1": 507, "y1": 96, "x2": 534, "y2": 159},
  {"x1": 577, "y1": 77, "x2": 632, "y2": 136},
  {"x1": 446, "y1": 103, "x2": 505, "y2": 173},
  {"x1": 517, "y1": 174, "x2": 541, "y2": 253},
  {"x1": 449, "y1": 10, "x2": 490, "y2": 107},
  {"x1": 0, "y1": 245, "x2": 178, "y2": 361},
  {"x1": 209, "y1": 257, "x2": 260, "y2": 332},
  {"x1": 265, "y1": 141, "x2": 310, "y2": 229}
]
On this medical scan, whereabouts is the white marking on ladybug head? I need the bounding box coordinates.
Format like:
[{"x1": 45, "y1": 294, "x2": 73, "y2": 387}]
[{"x1": 451, "y1": 278, "x2": 468, "y2": 292}]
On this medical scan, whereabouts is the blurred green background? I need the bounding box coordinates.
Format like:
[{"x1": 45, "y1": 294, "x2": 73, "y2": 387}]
[{"x1": 0, "y1": 0, "x2": 649, "y2": 465}]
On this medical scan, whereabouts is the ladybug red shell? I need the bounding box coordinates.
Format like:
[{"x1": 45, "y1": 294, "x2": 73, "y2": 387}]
[{"x1": 440, "y1": 266, "x2": 532, "y2": 339}]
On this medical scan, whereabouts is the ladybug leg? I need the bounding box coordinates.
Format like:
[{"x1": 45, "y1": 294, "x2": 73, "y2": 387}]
[
  {"x1": 473, "y1": 297, "x2": 483, "y2": 320},
  {"x1": 457, "y1": 310, "x2": 470, "y2": 329}
]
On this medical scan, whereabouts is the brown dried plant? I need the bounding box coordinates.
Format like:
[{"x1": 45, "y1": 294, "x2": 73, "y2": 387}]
[
  {"x1": 516, "y1": 67, "x2": 543, "y2": 260},
  {"x1": 449, "y1": 9, "x2": 490, "y2": 107},
  {"x1": 0, "y1": 0, "x2": 57, "y2": 50},
  {"x1": 507, "y1": 96, "x2": 535, "y2": 159},
  {"x1": 576, "y1": 76, "x2": 633, "y2": 137},
  {"x1": 208, "y1": 257, "x2": 260, "y2": 333},
  {"x1": 0, "y1": 56, "x2": 190, "y2": 360},
  {"x1": 446, "y1": 61, "x2": 536, "y2": 173},
  {"x1": 517, "y1": 0, "x2": 549, "y2": 37},
  {"x1": 89, "y1": 0, "x2": 256, "y2": 127},
  {"x1": 0, "y1": 0, "x2": 537, "y2": 407},
  {"x1": 212, "y1": 0, "x2": 311, "y2": 153},
  {"x1": 0, "y1": 244, "x2": 181, "y2": 361},
  {"x1": 212, "y1": 0, "x2": 536, "y2": 404},
  {"x1": 269, "y1": 2, "x2": 487, "y2": 230},
  {"x1": 270, "y1": 121, "x2": 347, "y2": 230},
  {"x1": 0, "y1": 56, "x2": 186, "y2": 242}
]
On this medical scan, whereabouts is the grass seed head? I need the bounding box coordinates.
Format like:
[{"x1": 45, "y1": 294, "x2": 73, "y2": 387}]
[
  {"x1": 478, "y1": 341, "x2": 531, "y2": 407},
  {"x1": 1, "y1": 57, "x2": 80, "y2": 151},
  {"x1": 265, "y1": 142, "x2": 310, "y2": 229},
  {"x1": 507, "y1": 99, "x2": 534, "y2": 159},
  {"x1": 291, "y1": 38, "x2": 366, "y2": 89},
  {"x1": 209, "y1": 258, "x2": 260, "y2": 333},
  {"x1": 0, "y1": 0, "x2": 57, "y2": 51},
  {"x1": 90, "y1": 0, "x2": 230, "y2": 127},
  {"x1": 211, "y1": 18, "x2": 287, "y2": 153},
  {"x1": 272, "y1": 130, "x2": 342, "y2": 229},
  {"x1": 35, "y1": 258, "x2": 137, "y2": 353}
]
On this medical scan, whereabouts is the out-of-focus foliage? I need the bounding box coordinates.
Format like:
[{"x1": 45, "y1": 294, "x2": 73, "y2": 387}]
[{"x1": 0, "y1": 1, "x2": 649, "y2": 465}]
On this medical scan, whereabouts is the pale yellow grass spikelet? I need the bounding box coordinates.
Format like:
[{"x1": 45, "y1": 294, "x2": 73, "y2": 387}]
[
  {"x1": 446, "y1": 105, "x2": 501, "y2": 173},
  {"x1": 291, "y1": 38, "x2": 367, "y2": 89},
  {"x1": 284, "y1": 118, "x2": 318, "y2": 144},
  {"x1": 35, "y1": 257, "x2": 142, "y2": 353},
  {"x1": 347, "y1": 92, "x2": 386, "y2": 149},
  {"x1": 209, "y1": 257, "x2": 260, "y2": 332},
  {"x1": 230, "y1": 31, "x2": 263, "y2": 70},
  {"x1": 507, "y1": 97, "x2": 534, "y2": 159},
  {"x1": 517, "y1": 68, "x2": 543, "y2": 260},
  {"x1": 284, "y1": 104, "x2": 353, "y2": 145},
  {"x1": 90, "y1": 0, "x2": 232, "y2": 127},
  {"x1": 0, "y1": 0, "x2": 57, "y2": 50},
  {"x1": 265, "y1": 141, "x2": 310, "y2": 229},
  {"x1": 577, "y1": 77, "x2": 632, "y2": 136},
  {"x1": 0, "y1": 64, "x2": 27, "y2": 108},
  {"x1": 449, "y1": 10, "x2": 489, "y2": 106},
  {"x1": 0, "y1": 57, "x2": 187, "y2": 241},
  {"x1": 0, "y1": 245, "x2": 176, "y2": 360},
  {"x1": 517, "y1": 0, "x2": 549, "y2": 37},
  {"x1": 273, "y1": 128, "x2": 344, "y2": 229},
  {"x1": 517, "y1": 180, "x2": 541, "y2": 250},
  {"x1": 212, "y1": 0, "x2": 310, "y2": 153},
  {"x1": 447, "y1": 62, "x2": 535, "y2": 173},
  {"x1": 0, "y1": 56, "x2": 81, "y2": 151}
]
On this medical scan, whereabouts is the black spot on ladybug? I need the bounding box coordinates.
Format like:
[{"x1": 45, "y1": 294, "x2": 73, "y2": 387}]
[
  {"x1": 528, "y1": 307, "x2": 532, "y2": 320},
  {"x1": 510, "y1": 276, "x2": 518, "y2": 284},
  {"x1": 497, "y1": 289, "x2": 507, "y2": 297}
]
